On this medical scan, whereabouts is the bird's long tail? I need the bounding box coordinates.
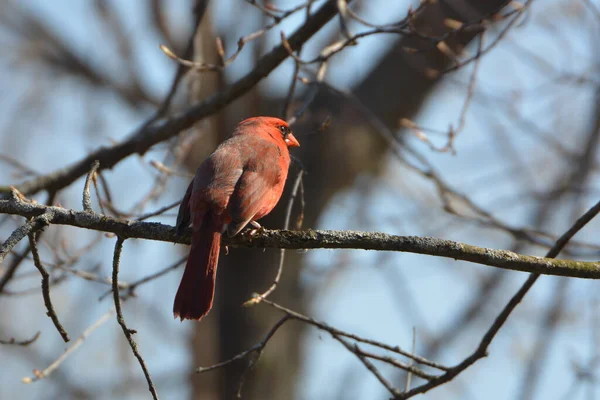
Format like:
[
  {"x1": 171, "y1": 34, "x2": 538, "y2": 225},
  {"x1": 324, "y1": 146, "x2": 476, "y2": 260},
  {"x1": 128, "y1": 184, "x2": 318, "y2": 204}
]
[{"x1": 173, "y1": 214, "x2": 221, "y2": 321}]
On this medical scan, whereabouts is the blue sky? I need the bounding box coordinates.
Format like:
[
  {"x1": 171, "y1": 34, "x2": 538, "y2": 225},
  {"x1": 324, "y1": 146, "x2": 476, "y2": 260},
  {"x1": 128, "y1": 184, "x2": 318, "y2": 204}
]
[{"x1": 1, "y1": 1, "x2": 600, "y2": 399}]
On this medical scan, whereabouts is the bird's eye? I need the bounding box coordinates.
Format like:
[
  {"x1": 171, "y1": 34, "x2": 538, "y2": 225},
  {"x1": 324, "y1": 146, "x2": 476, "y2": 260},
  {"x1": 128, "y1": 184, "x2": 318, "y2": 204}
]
[{"x1": 278, "y1": 125, "x2": 289, "y2": 137}]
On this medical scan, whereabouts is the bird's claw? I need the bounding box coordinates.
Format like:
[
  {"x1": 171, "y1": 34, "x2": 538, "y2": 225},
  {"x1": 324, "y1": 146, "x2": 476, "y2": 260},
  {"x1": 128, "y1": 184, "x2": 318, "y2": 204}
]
[
  {"x1": 242, "y1": 222, "x2": 265, "y2": 239},
  {"x1": 249, "y1": 221, "x2": 262, "y2": 229}
]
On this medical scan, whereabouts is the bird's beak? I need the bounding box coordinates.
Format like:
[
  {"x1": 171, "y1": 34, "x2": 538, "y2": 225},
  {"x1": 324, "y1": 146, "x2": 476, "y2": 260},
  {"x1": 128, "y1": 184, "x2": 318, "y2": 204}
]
[{"x1": 285, "y1": 133, "x2": 300, "y2": 148}]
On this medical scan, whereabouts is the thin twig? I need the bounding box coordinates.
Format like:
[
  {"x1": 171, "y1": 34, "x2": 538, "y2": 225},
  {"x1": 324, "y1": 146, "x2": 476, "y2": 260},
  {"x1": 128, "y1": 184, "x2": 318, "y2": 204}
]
[
  {"x1": 0, "y1": 243, "x2": 31, "y2": 293},
  {"x1": 400, "y1": 198, "x2": 600, "y2": 398},
  {"x1": 454, "y1": 35, "x2": 483, "y2": 139},
  {"x1": 311, "y1": 80, "x2": 582, "y2": 252},
  {"x1": 0, "y1": 192, "x2": 56, "y2": 294},
  {"x1": 10, "y1": 0, "x2": 350, "y2": 199},
  {"x1": 136, "y1": 200, "x2": 181, "y2": 222},
  {"x1": 153, "y1": 0, "x2": 210, "y2": 118},
  {"x1": 349, "y1": 344, "x2": 435, "y2": 380},
  {"x1": 0, "y1": 210, "x2": 51, "y2": 265},
  {"x1": 440, "y1": 2, "x2": 531, "y2": 75},
  {"x1": 82, "y1": 160, "x2": 100, "y2": 213},
  {"x1": 99, "y1": 256, "x2": 186, "y2": 301},
  {"x1": 235, "y1": 316, "x2": 291, "y2": 398},
  {"x1": 286, "y1": 64, "x2": 327, "y2": 126},
  {"x1": 21, "y1": 309, "x2": 113, "y2": 383},
  {"x1": 160, "y1": 0, "x2": 319, "y2": 73},
  {"x1": 334, "y1": 334, "x2": 402, "y2": 397},
  {"x1": 55, "y1": 263, "x2": 128, "y2": 290},
  {"x1": 28, "y1": 231, "x2": 70, "y2": 342},
  {"x1": 243, "y1": 168, "x2": 305, "y2": 306},
  {"x1": 0, "y1": 153, "x2": 39, "y2": 177},
  {"x1": 91, "y1": 167, "x2": 107, "y2": 215},
  {"x1": 111, "y1": 237, "x2": 159, "y2": 400},
  {"x1": 281, "y1": 1, "x2": 314, "y2": 120},
  {"x1": 546, "y1": 200, "x2": 600, "y2": 259},
  {"x1": 262, "y1": 298, "x2": 447, "y2": 371},
  {"x1": 196, "y1": 315, "x2": 290, "y2": 373},
  {"x1": 0, "y1": 331, "x2": 40, "y2": 346},
  {"x1": 405, "y1": 327, "x2": 417, "y2": 392},
  {"x1": 406, "y1": 34, "x2": 484, "y2": 154}
]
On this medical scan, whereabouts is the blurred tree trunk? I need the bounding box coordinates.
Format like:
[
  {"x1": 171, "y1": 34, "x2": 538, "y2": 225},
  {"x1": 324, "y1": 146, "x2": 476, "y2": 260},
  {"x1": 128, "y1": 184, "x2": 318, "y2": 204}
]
[{"x1": 187, "y1": 1, "x2": 511, "y2": 399}]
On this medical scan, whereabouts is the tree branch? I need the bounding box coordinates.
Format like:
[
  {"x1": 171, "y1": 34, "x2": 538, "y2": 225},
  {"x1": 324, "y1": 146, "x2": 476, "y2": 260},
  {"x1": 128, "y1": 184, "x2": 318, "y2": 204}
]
[
  {"x1": 4, "y1": 0, "x2": 349, "y2": 199},
  {"x1": 0, "y1": 331, "x2": 40, "y2": 346},
  {"x1": 28, "y1": 231, "x2": 70, "y2": 342},
  {"x1": 0, "y1": 210, "x2": 52, "y2": 265},
  {"x1": 111, "y1": 237, "x2": 159, "y2": 400},
  {"x1": 2, "y1": 196, "x2": 600, "y2": 280},
  {"x1": 21, "y1": 310, "x2": 112, "y2": 383}
]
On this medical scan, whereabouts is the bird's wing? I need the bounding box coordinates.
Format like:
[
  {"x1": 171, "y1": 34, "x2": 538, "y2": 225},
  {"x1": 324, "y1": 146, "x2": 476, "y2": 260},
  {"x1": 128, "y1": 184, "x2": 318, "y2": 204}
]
[
  {"x1": 226, "y1": 146, "x2": 282, "y2": 237},
  {"x1": 175, "y1": 180, "x2": 193, "y2": 234},
  {"x1": 187, "y1": 142, "x2": 247, "y2": 230}
]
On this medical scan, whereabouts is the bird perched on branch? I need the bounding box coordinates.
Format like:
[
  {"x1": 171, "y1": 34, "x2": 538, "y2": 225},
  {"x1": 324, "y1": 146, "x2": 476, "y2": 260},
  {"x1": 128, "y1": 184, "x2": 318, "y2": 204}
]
[{"x1": 174, "y1": 116, "x2": 300, "y2": 321}]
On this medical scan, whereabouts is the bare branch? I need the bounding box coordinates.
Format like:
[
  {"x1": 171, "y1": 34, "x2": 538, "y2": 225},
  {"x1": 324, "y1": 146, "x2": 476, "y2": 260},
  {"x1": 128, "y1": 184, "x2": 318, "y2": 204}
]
[
  {"x1": 196, "y1": 315, "x2": 290, "y2": 397},
  {"x1": 243, "y1": 168, "x2": 305, "y2": 306},
  {"x1": 0, "y1": 331, "x2": 40, "y2": 346},
  {"x1": 261, "y1": 299, "x2": 447, "y2": 371},
  {"x1": 82, "y1": 160, "x2": 100, "y2": 213},
  {"x1": 404, "y1": 34, "x2": 485, "y2": 153},
  {"x1": 21, "y1": 310, "x2": 112, "y2": 383},
  {"x1": 400, "y1": 197, "x2": 600, "y2": 398},
  {"x1": 0, "y1": 154, "x2": 39, "y2": 178},
  {"x1": 8, "y1": 0, "x2": 350, "y2": 200},
  {"x1": 335, "y1": 334, "x2": 402, "y2": 397},
  {"x1": 98, "y1": 256, "x2": 187, "y2": 301},
  {"x1": 0, "y1": 192, "x2": 56, "y2": 294},
  {"x1": 405, "y1": 327, "x2": 417, "y2": 392},
  {"x1": 111, "y1": 237, "x2": 159, "y2": 400},
  {"x1": 0, "y1": 198, "x2": 52, "y2": 265},
  {"x1": 2, "y1": 196, "x2": 600, "y2": 279},
  {"x1": 135, "y1": 200, "x2": 181, "y2": 222},
  {"x1": 28, "y1": 231, "x2": 70, "y2": 342},
  {"x1": 345, "y1": 343, "x2": 435, "y2": 381}
]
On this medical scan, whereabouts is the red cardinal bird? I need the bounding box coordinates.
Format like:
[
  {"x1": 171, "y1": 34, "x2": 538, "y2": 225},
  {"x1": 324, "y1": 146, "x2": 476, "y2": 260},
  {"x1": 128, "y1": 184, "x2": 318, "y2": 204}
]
[{"x1": 174, "y1": 117, "x2": 300, "y2": 321}]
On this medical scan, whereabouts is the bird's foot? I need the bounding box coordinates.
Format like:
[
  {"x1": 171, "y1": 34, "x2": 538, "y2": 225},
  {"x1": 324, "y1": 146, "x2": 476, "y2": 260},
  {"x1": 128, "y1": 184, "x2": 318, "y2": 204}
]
[
  {"x1": 242, "y1": 221, "x2": 265, "y2": 239},
  {"x1": 248, "y1": 221, "x2": 265, "y2": 237}
]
